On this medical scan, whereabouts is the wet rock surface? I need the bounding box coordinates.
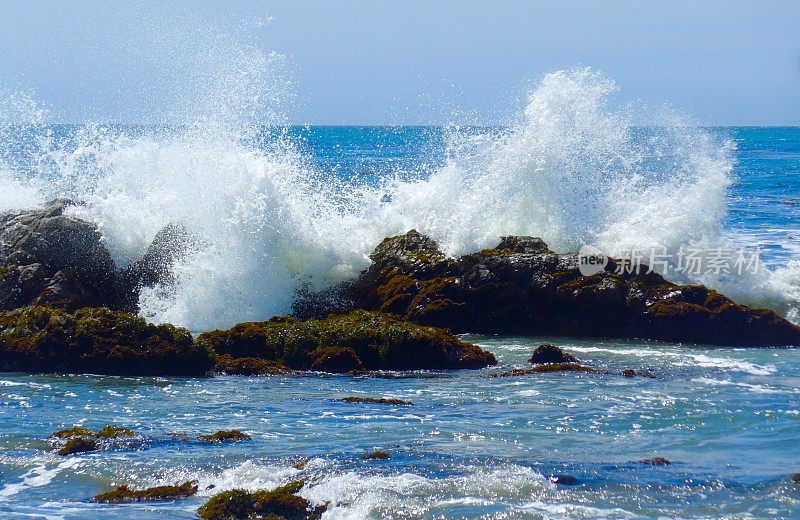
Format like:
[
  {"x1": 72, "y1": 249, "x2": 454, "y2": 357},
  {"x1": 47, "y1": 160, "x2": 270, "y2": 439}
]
[
  {"x1": 197, "y1": 481, "x2": 325, "y2": 520},
  {"x1": 296, "y1": 230, "x2": 800, "y2": 346},
  {"x1": 528, "y1": 343, "x2": 578, "y2": 364},
  {"x1": 92, "y1": 481, "x2": 198, "y2": 503},
  {"x1": 197, "y1": 310, "x2": 497, "y2": 372},
  {"x1": 0, "y1": 306, "x2": 213, "y2": 375}
]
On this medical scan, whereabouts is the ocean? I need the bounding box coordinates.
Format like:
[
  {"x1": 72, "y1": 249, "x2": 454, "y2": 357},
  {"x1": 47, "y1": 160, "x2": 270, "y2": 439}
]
[{"x1": 1, "y1": 70, "x2": 800, "y2": 518}]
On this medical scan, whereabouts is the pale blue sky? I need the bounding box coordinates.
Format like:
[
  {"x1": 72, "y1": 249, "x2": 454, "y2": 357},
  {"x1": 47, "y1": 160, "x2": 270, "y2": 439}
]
[{"x1": 1, "y1": 1, "x2": 798, "y2": 125}]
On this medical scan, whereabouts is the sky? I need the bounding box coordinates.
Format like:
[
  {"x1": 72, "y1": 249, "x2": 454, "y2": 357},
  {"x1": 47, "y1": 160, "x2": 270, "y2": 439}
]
[{"x1": 0, "y1": 0, "x2": 798, "y2": 125}]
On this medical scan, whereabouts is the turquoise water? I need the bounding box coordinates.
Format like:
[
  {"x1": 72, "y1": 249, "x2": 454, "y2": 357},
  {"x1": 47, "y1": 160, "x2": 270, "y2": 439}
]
[{"x1": 0, "y1": 126, "x2": 799, "y2": 518}]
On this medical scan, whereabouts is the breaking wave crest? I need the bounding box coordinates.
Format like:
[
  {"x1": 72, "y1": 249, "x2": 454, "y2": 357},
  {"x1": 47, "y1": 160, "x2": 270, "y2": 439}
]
[{"x1": 0, "y1": 20, "x2": 797, "y2": 329}]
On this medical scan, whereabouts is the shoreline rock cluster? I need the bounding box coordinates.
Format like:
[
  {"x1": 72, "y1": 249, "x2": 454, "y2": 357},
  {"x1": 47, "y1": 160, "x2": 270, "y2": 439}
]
[
  {"x1": 1, "y1": 201, "x2": 798, "y2": 377},
  {"x1": 296, "y1": 230, "x2": 800, "y2": 347}
]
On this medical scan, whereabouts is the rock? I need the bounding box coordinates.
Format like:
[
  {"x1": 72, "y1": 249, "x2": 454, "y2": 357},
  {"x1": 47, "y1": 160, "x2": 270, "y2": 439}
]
[
  {"x1": 53, "y1": 426, "x2": 93, "y2": 438},
  {"x1": 362, "y1": 450, "x2": 390, "y2": 460},
  {"x1": 116, "y1": 223, "x2": 194, "y2": 312},
  {"x1": 196, "y1": 310, "x2": 496, "y2": 372},
  {"x1": 637, "y1": 457, "x2": 671, "y2": 466},
  {"x1": 309, "y1": 347, "x2": 365, "y2": 373},
  {"x1": 213, "y1": 354, "x2": 290, "y2": 376},
  {"x1": 53, "y1": 424, "x2": 134, "y2": 439},
  {"x1": 0, "y1": 306, "x2": 213, "y2": 376},
  {"x1": 0, "y1": 200, "x2": 117, "y2": 311},
  {"x1": 528, "y1": 344, "x2": 578, "y2": 364},
  {"x1": 337, "y1": 397, "x2": 412, "y2": 405},
  {"x1": 198, "y1": 430, "x2": 252, "y2": 443},
  {"x1": 96, "y1": 425, "x2": 135, "y2": 438},
  {"x1": 92, "y1": 481, "x2": 198, "y2": 503},
  {"x1": 793, "y1": 473, "x2": 800, "y2": 482},
  {"x1": 57, "y1": 437, "x2": 97, "y2": 456},
  {"x1": 549, "y1": 475, "x2": 579, "y2": 485},
  {"x1": 299, "y1": 230, "x2": 800, "y2": 347},
  {"x1": 492, "y1": 364, "x2": 652, "y2": 378},
  {"x1": 197, "y1": 481, "x2": 325, "y2": 520}
]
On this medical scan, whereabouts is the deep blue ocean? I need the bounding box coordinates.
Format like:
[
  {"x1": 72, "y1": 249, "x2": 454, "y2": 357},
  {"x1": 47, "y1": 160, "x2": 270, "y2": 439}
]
[{"x1": 0, "y1": 125, "x2": 799, "y2": 519}]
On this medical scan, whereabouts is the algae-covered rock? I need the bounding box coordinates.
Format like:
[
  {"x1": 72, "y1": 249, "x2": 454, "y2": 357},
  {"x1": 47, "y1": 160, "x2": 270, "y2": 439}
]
[
  {"x1": 92, "y1": 481, "x2": 198, "y2": 503},
  {"x1": 296, "y1": 230, "x2": 800, "y2": 347},
  {"x1": 57, "y1": 436, "x2": 97, "y2": 456},
  {"x1": 53, "y1": 426, "x2": 94, "y2": 438},
  {"x1": 197, "y1": 310, "x2": 496, "y2": 372},
  {"x1": 528, "y1": 344, "x2": 578, "y2": 364},
  {"x1": 198, "y1": 430, "x2": 252, "y2": 443},
  {"x1": 213, "y1": 354, "x2": 290, "y2": 376},
  {"x1": 638, "y1": 457, "x2": 671, "y2": 466},
  {"x1": 96, "y1": 425, "x2": 135, "y2": 438},
  {"x1": 0, "y1": 306, "x2": 213, "y2": 375},
  {"x1": 198, "y1": 481, "x2": 324, "y2": 520},
  {"x1": 362, "y1": 450, "x2": 390, "y2": 460},
  {"x1": 337, "y1": 396, "x2": 412, "y2": 405}
]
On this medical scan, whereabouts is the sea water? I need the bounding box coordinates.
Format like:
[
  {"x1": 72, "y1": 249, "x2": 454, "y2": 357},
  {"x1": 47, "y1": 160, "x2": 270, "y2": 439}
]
[
  {"x1": 0, "y1": 18, "x2": 799, "y2": 517},
  {"x1": 0, "y1": 122, "x2": 798, "y2": 519}
]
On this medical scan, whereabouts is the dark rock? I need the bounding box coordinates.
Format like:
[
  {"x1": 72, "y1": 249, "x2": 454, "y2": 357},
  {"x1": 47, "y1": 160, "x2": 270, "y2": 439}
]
[
  {"x1": 116, "y1": 223, "x2": 194, "y2": 312},
  {"x1": 0, "y1": 306, "x2": 213, "y2": 376},
  {"x1": 299, "y1": 230, "x2": 800, "y2": 347},
  {"x1": 196, "y1": 310, "x2": 496, "y2": 372},
  {"x1": 310, "y1": 347, "x2": 365, "y2": 373},
  {"x1": 528, "y1": 344, "x2": 578, "y2": 364},
  {"x1": 213, "y1": 354, "x2": 290, "y2": 376},
  {"x1": 337, "y1": 396, "x2": 412, "y2": 405},
  {"x1": 549, "y1": 475, "x2": 579, "y2": 485},
  {"x1": 493, "y1": 363, "x2": 598, "y2": 377},
  {"x1": 92, "y1": 481, "x2": 198, "y2": 503},
  {"x1": 198, "y1": 481, "x2": 324, "y2": 520},
  {"x1": 362, "y1": 450, "x2": 390, "y2": 460},
  {"x1": 793, "y1": 473, "x2": 800, "y2": 482},
  {"x1": 198, "y1": 430, "x2": 252, "y2": 443},
  {"x1": 96, "y1": 425, "x2": 135, "y2": 438},
  {"x1": 638, "y1": 457, "x2": 671, "y2": 466},
  {"x1": 53, "y1": 426, "x2": 93, "y2": 438},
  {"x1": 0, "y1": 200, "x2": 117, "y2": 311},
  {"x1": 57, "y1": 437, "x2": 97, "y2": 456}
]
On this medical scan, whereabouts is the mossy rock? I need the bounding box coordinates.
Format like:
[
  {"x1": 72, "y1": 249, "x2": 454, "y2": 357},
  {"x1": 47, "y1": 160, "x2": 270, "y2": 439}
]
[
  {"x1": 57, "y1": 437, "x2": 97, "y2": 456},
  {"x1": 0, "y1": 306, "x2": 213, "y2": 375},
  {"x1": 213, "y1": 354, "x2": 290, "y2": 376},
  {"x1": 198, "y1": 481, "x2": 324, "y2": 520},
  {"x1": 53, "y1": 426, "x2": 93, "y2": 438},
  {"x1": 197, "y1": 310, "x2": 496, "y2": 372},
  {"x1": 96, "y1": 425, "x2": 135, "y2": 438},
  {"x1": 309, "y1": 347, "x2": 364, "y2": 373},
  {"x1": 198, "y1": 430, "x2": 252, "y2": 443},
  {"x1": 362, "y1": 450, "x2": 390, "y2": 460},
  {"x1": 337, "y1": 396, "x2": 412, "y2": 405},
  {"x1": 92, "y1": 481, "x2": 198, "y2": 503}
]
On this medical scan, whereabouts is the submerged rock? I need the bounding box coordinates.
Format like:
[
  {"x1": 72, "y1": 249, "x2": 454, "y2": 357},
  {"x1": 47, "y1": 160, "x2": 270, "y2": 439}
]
[
  {"x1": 57, "y1": 437, "x2": 97, "y2": 456},
  {"x1": 0, "y1": 306, "x2": 213, "y2": 375},
  {"x1": 92, "y1": 481, "x2": 198, "y2": 503},
  {"x1": 492, "y1": 364, "x2": 654, "y2": 378},
  {"x1": 638, "y1": 457, "x2": 671, "y2": 466},
  {"x1": 197, "y1": 310, "x2": 496, "y2": 372},
  {"x1": 213, "y1": 354, "x2": 290, "y2": 376},
  {"x1": 198, "y1": 430, "x2": 252, "y2": 443},
  {"x1": 337, "y1": 396, "x2": 412, "y2": 405},
  {"x1": 362, "y1": 450, "x2": 390, "y2": 460},
  {"x1": 549, "y1": 474, "x2": 579, "y2": 485},
  {"x1": 295, "y1": 230, "x2": 800, "y2": 347},
  {"x1": 53, "y1": 426, "x2": 94, "y2": 438},
  {"x1": 197, "y1": 481, "x2": 324, "y2": 520},
  {"x1": 528, "y1": 344, "x2": 578, "y2": 364},
  {"x1": 53, "y1": 424, "x2": 135, "y2": 439}
]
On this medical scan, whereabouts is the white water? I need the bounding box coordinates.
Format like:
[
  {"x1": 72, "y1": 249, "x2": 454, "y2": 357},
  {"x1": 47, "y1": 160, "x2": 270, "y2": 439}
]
[{"x1": 0, "y1": 23, "x2": 798, "y2": 330}]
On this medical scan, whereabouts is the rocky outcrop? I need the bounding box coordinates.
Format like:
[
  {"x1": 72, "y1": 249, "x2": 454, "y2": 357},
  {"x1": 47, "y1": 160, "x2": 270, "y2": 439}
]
[
  {"x1": 197, "y1": 310, "x2": 497, "y2": 372},
  {"x1": 295, "y1": 230, "x2": 800, "y2": 347},
  {"x1": 0, "y1": 200, "x2": 116, "y2": 310},
  {"x1": 0, "y1": 200, "x2": 194, "y2": 313},
  {"x1": 198, "y1": 481, "x2": 325, "y2": 520},
  {"x1": 529, "y1": 344, "x2": 578, "y2": 364},
  {"x1": 92, "y1": 481, "x2": 198, "y2": 503},
  {"x1": 0, "y1": 306, "x2": 214, "y2": 375}
]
